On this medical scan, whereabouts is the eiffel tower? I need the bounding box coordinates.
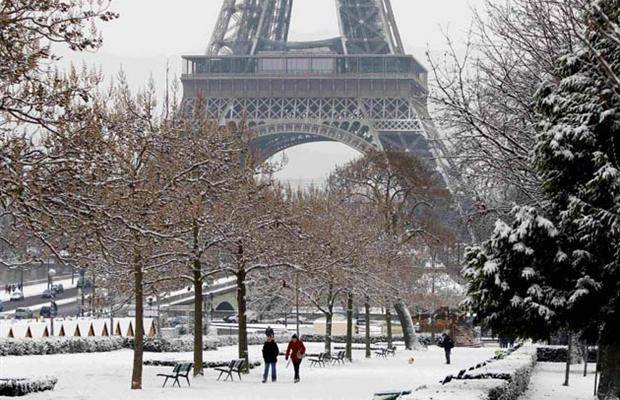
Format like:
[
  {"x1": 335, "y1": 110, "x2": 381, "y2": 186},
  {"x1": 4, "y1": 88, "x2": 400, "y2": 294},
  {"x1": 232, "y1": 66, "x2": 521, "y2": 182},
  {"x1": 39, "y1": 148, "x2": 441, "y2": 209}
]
[{"x1": 181, "y1": 0, "x2": 455, "y2": 191}]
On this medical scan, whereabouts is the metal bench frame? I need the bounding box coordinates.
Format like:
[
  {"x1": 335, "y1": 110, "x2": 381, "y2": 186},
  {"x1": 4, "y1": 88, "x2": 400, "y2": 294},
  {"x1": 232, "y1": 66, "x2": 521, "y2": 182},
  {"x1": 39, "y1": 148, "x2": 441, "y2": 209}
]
[
  {"x1": 215, "y1": 359, "x2": 245, "y2": 381},
  {"x1": 308, "y1": 353, "x2": 327, "y2": 367},
  {"x1": 373, "y1": 390, "x2": 412, "y2": 400},
  {"x1": 157, "y1": 362, "x2": 193, "y2": 388}
]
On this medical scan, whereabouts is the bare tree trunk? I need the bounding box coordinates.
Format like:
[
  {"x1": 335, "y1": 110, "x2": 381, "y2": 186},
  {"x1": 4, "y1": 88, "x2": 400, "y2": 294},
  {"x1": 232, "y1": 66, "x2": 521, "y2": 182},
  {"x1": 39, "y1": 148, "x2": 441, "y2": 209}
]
[
  {"x1": 598, "y1": 330, "x2": 620, "y2": 400},
  {"x1": 193, "y1": 260, "x2": 204, "y2": 377},
  {"x1": 325, "y1": 308, "x2": 333, "y2": 356},
  {"x1": 394, "y1": 299, "x2": 416, "y2": 350},
  {"x1": 595, "y1": 342, "x2": 601, "y2": 397},
  {"x1": 91, "y1": 273, "x2": 96, "y2": 315},
  {"x1": 365, "y1": 298, "x2": 371, "y2": 359},
  {"x1": 131, "y1": 252, "x2": 144, "y2": 390},
  {"x1": 236, "y1": 263, "x2": 249, "y2": 373},
  {"x1": 584, "y1": 343, "x2": 588, "y2": 377},
  {"x1": 346, "y1": 293, "x2": 353, "y2": 362},
  {"x1": 385, "y1": 307, "x2": 393, "y2": 348},
  {"x1": 564, "y1": 332, "x2": 573, "y2": 386}
]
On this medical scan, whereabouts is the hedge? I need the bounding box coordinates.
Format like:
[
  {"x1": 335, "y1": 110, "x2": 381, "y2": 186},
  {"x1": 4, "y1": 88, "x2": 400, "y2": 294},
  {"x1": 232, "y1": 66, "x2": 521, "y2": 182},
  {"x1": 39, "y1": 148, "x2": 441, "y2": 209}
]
[
  {"x1": 0, "y1": 337, "x2": 127, "y2": 356},
  {"x1": 461, "y1": 346, "x2": 536, "y2": 400},
  {"x1": 0, "y1": 377, "x2": 57, "y2": 397},
  {"x1": 0, "y1": 333, "x2": 293, "y2": 356},
  {"x1": 301, "y1": 334, "x2": 434, "y2": 347},
  {"x1": 409, "y1": 346, "x2": 537, "y2": 400},
  {"x1": 301, "y1": 334, "x2": 404, "y2": 344},
  {"x1": 143, "y1": 360, "x2": 262, "y2": 369},
  {"x1": 536, "y1": 346, "x2": 596, "y2": 363}
]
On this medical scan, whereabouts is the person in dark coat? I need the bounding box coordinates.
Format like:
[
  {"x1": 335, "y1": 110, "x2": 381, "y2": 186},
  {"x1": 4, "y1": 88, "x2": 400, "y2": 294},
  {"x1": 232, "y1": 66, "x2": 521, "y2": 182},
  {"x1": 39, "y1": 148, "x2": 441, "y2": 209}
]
[
  {"x1": 285, "y1": 334, "x2": 306, "y2": 383},
  {"x1": 439, "y1": 331, "x2": 455, "y2": 364},
  {"x1": 262, "y1": 336, "x2": 280, "y2": 383},
  {"x1": 265, "y1": 326, "x2": 275, "y2": 338}
]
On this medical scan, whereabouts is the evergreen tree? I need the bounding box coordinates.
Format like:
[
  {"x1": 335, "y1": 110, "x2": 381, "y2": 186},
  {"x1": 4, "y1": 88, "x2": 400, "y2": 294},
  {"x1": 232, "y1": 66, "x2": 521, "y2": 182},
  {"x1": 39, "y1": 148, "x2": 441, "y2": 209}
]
[
  {"x1": 464, "y1": 1, "x2": 619, "y2": 397},
  {"x1": 536, "y1": 1, "x2": 619, "y2": 396},
  {"x1": 463, "y1": 207, "x2": 573, "y2": 341}
]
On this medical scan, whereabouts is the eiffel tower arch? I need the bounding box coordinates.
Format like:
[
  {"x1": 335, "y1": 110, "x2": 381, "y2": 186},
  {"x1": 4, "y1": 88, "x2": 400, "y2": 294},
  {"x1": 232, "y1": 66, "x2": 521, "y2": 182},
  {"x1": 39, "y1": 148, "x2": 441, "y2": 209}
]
[{"x1": 181, "y1": 0, "x2": 457, "y2": 191}]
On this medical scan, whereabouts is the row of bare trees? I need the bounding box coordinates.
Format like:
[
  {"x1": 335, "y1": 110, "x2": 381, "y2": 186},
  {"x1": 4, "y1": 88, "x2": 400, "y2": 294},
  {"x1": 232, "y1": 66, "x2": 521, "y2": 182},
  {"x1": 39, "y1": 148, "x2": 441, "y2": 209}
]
[{"x1": 1, "y1": 0, "x2": 463, "y2": 391}]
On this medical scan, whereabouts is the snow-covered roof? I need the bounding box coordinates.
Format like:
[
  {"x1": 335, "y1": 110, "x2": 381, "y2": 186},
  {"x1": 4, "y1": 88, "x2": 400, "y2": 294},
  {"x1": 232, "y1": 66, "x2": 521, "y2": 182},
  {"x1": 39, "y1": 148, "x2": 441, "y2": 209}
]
[
  {"x1": 60, "y1": 320, "x2": 82, "y2": 337},
  {"x1": 29, "y1": 322, "x2": 50, "y2": 339},
  {"x1": 78, "y1": 320, "x2": 95, "y2": 337},
  {"x1": 92, "y1": 319, "x2": 110, "y2": 336},
  {"x1": 8, "y1": 323, "x2": 31, "y2": 339},
  {"x1": 115, "y1": 318, "x2": 134, "y2": 337}
]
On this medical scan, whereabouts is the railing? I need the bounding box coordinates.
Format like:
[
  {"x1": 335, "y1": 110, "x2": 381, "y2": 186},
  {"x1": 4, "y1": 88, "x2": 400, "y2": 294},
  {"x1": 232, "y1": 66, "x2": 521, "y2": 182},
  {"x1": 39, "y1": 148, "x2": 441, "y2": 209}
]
[{"x1": 181, "y1": 54, "x2": 427, "y2": 78}]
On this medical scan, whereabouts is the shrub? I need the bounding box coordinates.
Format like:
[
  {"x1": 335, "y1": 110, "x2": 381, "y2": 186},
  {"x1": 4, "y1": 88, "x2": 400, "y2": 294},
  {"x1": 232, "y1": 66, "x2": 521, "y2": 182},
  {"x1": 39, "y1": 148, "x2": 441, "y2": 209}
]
[
  {"x1": 143, "y1": 360, "x2": 262, "y2": 369},
  {"x1": 0, "y1": 337, "x2": 127, "y2": 356},
  {"x1": 0, "y1": 377, "x2": 57, "y2": 397},
  {"x1": 536, "y1": 346, "x2": 596, "y2": 363},
  {"x1": 0, "y1": 332, "x2": 293, "y2": 356},
  {"x1": 301, "y1": 334, "x2": 407, "y2": 344},
  {"x1": 465, "y1": 346, "x2": 537, "y2": 400}
]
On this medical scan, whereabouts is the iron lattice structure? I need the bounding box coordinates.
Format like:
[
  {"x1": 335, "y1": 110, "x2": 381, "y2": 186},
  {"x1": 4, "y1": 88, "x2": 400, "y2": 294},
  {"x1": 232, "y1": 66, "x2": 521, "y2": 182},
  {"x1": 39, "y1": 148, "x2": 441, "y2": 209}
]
[{"x1": 183, "y1": 0, "x2": 460, "y2": 206}]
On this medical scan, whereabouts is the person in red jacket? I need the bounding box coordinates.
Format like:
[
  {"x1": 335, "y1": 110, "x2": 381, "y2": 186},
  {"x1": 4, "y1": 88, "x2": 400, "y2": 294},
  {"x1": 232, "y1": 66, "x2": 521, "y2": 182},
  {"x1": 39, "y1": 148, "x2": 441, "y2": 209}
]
[{"x1": 285, "y1": 334, "x2": 306, "y2": 383}]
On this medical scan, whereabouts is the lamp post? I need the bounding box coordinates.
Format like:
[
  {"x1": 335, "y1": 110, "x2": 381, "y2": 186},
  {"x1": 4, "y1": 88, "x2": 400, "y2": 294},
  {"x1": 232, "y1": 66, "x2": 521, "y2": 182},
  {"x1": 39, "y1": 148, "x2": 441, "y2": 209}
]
[
  {"x1": 48, "y1": 268, "x2": 56, "y2": 335},
  {"x1": 46, "y1": 256, "x2": 51, "y2": 289}
]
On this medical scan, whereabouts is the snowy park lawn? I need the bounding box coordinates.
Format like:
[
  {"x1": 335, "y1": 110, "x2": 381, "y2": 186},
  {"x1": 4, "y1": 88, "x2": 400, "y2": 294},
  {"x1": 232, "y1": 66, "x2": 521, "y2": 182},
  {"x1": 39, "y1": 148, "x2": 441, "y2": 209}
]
[
  {"x1": 521, "y1": 362, "x2": 597, "y2": 400},
  {"x1": 0, "y1": 343, "x2": 500, "y2": 400}
]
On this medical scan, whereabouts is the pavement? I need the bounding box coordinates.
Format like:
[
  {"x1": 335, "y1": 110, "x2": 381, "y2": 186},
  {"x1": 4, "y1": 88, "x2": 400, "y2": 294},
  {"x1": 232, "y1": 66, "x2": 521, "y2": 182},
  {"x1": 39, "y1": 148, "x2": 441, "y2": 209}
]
[{"x1": 0, "y1": 277, "x2": 84, "y2": 317}]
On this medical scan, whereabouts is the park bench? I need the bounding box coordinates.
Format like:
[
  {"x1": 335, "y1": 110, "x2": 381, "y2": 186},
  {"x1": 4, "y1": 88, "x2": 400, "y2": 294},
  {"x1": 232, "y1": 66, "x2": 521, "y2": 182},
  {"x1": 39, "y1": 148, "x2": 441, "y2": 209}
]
[
  {"x1": 156, "y1": 362, "x2": 193, "y2": 388},
  {"x1": 374, "y1": 347, "x2": 388, "y2": 358},
  {"x1": 331, "y1": 350, "x2": 346, "y2": 365},
  {"x1": 215, "y1": 359, "x2": 246, "y2": 381},
  {"x1": 386, "y1": 345, "x2": 397, "y2": 356},
  {"x1": 308, "y1": 353, "x2": 327, "y2": 368},
  {"x1": 373, "y1": 390, "x2": 412, "y2": 400}
]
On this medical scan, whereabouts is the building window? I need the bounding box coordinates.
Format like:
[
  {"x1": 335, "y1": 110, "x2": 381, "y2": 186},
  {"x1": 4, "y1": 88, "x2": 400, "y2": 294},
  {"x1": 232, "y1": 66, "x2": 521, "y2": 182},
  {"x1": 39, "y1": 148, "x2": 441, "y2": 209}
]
[{"x1": 259, "y1": 58, "x2": 287, "y2": 73}]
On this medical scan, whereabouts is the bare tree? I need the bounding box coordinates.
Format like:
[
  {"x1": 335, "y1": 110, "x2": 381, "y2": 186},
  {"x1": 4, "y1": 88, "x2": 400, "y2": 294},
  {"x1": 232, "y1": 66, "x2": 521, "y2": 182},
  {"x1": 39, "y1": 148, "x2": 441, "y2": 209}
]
[
  {"x1": 328, "y1": 150, "x2": 453, "y2": 349},
  {"x1": 428, "y1": 0, "x2": 583, "y2": 232},
  {"x1": 211, "y1": 168, "x2": 301, "y2": 370}
]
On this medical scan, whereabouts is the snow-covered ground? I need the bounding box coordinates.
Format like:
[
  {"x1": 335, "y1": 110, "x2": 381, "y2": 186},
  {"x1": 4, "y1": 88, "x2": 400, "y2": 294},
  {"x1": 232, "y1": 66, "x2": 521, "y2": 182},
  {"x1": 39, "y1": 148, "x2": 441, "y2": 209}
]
[
  {"x1": 0, "y1": 343, "x2": 499, "y2": 399},
  {"x1": 522, "y1": 362, "x2": 597, "y2": 400}
]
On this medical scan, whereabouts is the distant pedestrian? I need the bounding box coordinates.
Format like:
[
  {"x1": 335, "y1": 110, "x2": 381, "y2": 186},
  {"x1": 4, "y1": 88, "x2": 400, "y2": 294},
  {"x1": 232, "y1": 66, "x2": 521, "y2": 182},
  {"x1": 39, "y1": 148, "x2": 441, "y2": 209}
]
[
  {"x1": 439, "y1": 331, "x2": 455, "y2": 365},
  {"x1": 265, "y1": 326, "x2": 274, "y2": 338},
  {"x1": 262, "y1": 335, "x2": 279, "y2": 383},
  {"x1": 285, "y1": 334, "x2": 306, "y2": 383}
]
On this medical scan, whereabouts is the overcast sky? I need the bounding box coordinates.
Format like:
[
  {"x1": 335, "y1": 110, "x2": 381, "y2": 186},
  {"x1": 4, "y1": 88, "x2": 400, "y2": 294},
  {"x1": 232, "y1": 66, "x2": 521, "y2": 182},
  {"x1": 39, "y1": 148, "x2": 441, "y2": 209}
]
[{"x1": 60, "y1": 0, "x2": 485, "y2": 184}]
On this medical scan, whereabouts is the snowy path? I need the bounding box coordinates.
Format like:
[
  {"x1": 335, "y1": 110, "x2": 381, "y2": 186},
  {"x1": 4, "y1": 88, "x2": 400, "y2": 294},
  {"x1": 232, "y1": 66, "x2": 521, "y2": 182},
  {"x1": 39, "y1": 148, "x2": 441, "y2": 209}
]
[
  {"x1": 0, "y1": 344, "x2": 498, "y2": 399},
  {"x1": 521, "y1": 362, "x2": 596, "y2": 400}
]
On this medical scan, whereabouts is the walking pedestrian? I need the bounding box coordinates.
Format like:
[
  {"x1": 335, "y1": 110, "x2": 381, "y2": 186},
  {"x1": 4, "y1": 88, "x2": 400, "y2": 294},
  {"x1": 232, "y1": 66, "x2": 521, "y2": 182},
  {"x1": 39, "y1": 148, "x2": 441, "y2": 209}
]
[
  {"x1": 439, "y1": 331, "x2": 455, "y2": 365},
  {"x1": 285, "y1": 334, "x2": 306, "y2": 383},
  {"x1": 265, "y1": 325, "x2": 274, "y2": 338},
  {"x1": 262, "y1": 335, "x2": 279, "y2": 383}
]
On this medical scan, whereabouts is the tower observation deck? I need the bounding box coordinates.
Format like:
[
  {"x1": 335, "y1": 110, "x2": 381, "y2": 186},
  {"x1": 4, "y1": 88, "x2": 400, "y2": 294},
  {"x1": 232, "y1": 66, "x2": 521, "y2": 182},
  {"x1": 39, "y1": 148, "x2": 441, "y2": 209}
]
[{"x1": 181, "y1": 0, "x2": 456, "y2": 190}]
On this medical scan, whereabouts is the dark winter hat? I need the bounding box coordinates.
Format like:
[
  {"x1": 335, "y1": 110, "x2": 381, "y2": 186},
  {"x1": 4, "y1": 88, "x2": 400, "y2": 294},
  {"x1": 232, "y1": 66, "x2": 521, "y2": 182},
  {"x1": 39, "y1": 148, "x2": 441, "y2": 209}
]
[{"x1": 292, "y1": 334, "x2": 298, "y2": 339}]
